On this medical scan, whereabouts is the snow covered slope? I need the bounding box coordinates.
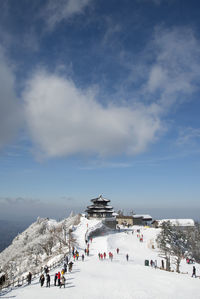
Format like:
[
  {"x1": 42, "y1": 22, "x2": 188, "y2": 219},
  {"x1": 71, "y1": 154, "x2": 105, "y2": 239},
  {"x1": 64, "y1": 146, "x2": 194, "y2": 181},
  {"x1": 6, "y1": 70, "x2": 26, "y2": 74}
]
[
  {"x1": 1, "y1": 217, "x2": 200, "y2": 299},
  {"x1": 0, "y1": 214, "x2": 80, "y2": 281}
]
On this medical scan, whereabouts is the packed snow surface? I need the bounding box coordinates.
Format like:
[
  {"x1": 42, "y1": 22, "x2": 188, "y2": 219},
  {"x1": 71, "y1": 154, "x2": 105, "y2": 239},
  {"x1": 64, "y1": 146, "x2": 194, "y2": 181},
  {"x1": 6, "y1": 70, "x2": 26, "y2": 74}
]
[{"x1": 3, "y1": 217, "x2": 200, "y2": 299}]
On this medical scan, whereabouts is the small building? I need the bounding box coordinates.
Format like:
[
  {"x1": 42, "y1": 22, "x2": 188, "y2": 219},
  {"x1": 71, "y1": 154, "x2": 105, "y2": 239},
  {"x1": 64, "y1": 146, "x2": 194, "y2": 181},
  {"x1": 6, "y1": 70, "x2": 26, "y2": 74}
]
[
  {"x1": 152, "y1": 219, "x2": 195, "y2": 229},
  {"x1": 85, "y1": 195, "x2": 116, "y2": 229},
  {"x1": 133, "y1": 214, "x2": 152, "y2": 226},
  {"x1": 116, "y1": 216, "x2": 134, "y2": 226}
]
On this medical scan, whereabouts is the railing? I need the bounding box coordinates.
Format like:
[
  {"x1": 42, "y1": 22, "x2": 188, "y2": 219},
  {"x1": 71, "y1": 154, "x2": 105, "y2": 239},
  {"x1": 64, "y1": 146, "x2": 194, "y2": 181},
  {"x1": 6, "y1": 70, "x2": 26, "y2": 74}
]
[{"x1": 0, "y1": 254, "x2": 67, "y2": 292}]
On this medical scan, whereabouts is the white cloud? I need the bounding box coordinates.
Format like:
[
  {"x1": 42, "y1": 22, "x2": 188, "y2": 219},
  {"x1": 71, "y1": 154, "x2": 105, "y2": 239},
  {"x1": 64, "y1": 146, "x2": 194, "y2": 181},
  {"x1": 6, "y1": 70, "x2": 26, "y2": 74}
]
[
  {"x1": 0, "y1": 46, "x2": 21, "y2": 149},
  {"x1": 145, "y1": 27, "x2": 200, "y2": 108},
  {"x1": 177, "y1": 127, "x2": 200, "y2": 146},
  {"x1": 23, "y1": 70, "x2": 162, "y2": 158},
  {"x1": 42, "y1": 0, "x2": 93, "y2": 30}
]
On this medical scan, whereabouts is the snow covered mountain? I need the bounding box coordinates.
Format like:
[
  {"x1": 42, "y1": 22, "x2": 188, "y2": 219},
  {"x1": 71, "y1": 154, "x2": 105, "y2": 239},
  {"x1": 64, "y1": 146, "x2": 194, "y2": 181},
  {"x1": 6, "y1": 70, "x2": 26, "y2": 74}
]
[
  {"x1": 0, "y1": 214, "x2": 81, "y2": 282},
  {"x1": 1, "y1": 216, "x2": 200, "y2": 299}
]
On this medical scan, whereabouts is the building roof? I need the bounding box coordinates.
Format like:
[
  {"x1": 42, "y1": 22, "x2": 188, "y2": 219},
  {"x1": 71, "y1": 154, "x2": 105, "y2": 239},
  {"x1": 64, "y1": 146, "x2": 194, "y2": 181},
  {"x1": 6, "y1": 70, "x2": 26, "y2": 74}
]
[
  {"x1": 133, "y1": 215, "x2": 152, "y2": 220},
  {"x1": 91, "y1": 195, "x2": 110, "y2": 203},
  {"x1": 86, "y1": 209, "x2": 114, "y2": 213},
  {"x1": 87, "y1": 205, "x2": 113, "y2": 210},
  {"x1": 154, "y1": 219, "x2": 195, "y2": 227},
  {"x1": 116, "y1": 215, "x2": 133, "y2": 219}
]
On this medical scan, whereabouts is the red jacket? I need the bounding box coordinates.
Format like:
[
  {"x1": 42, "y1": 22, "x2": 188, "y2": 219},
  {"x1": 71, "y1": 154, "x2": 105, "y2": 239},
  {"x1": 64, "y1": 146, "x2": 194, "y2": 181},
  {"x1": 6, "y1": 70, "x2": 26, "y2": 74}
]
[{"x1": 57, "y1": 272, "x2": 61, "y2": 279}]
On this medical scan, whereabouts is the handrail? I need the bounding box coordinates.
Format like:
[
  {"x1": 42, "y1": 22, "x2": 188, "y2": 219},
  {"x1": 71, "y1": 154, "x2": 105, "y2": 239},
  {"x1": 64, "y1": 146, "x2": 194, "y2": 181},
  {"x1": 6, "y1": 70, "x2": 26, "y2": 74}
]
[{"x1": 0, "y1": 254, "x2": 67, "y2": 291}]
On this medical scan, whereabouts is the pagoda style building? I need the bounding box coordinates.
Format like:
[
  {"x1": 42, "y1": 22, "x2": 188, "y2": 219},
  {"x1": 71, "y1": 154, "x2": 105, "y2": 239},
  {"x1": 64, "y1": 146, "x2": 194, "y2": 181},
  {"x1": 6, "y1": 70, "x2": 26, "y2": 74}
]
[{"x1": 85, "y1": 195, "x2": 116, "y2": 228}]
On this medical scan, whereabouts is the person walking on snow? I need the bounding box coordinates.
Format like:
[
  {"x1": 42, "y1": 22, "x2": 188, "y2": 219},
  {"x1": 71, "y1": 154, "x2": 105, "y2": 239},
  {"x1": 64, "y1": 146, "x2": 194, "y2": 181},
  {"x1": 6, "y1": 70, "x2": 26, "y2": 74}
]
[
  {"x1": 82, "y1": 254, "x2": 85, "y2": 261},
  {"x1": 27, "y1": 272, "x2": 32, "y2": 284},
  {"x1": 46, "y1": 273, "x2": 50, "y2": 288},
  {"x1": 192, "y1": 266, "x2": 196, "y2": 278},
  {"x1": 60, "y1": 275, "x2": 66, "y2": 288},
  {"x1": 57, "y1": 271, "x2": 61, "y2": 286},
  {"x1": 54, "y1": 273, "x2": 58, "y2": 286},
  {"x1": 39, "y1": 274, "x2": 45, "y2": 287},
  {"x1": 117, "y1": 248, "x2": 119, "y2": 254},
  {"x1": 68, "y1": 261, "x2": 73, "y2": 272},
  {"x1": 126, "y1": 254, "x2": 129, "y2": 261}
]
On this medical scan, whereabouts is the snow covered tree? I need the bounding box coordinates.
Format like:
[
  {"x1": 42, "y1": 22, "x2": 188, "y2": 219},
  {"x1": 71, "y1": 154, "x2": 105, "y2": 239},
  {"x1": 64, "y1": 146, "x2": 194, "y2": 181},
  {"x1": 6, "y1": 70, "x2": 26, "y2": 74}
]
[
  {"x1": 157, "y1": 221, "x2": 190, "y2": 272},
  {"x1": 156, "y1": 221, "x2": 172, "y2": 271},
  {"x1": 170, "y1": 229, "x2": 189, "y2": 273},
  {"x1": 185, "y1": 222, "x2": 200, "y2": 263}
]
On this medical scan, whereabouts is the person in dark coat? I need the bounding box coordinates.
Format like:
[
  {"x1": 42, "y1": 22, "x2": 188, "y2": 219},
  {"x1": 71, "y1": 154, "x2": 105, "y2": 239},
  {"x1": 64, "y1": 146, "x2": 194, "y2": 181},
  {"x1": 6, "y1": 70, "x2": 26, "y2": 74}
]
[
  {"x1": 46, "y1": 274, "x2": 50, "y2": 287},
  {"x1": 192, "y1": 266, "x2": 196, "y2": 278},
  {"x1": 126, "y1": 254, "x2": 129, "y2": 261},
  {"x1": 68, "y1": 261, "x2": 73, "y2": 272},
  {"x1": 27, "y1": 272, "x2": 32, "y2": 284},
  {"x1": 64, "y1": 262, "x2": 67, "y2": 273},
  {"x1": 161, "y1": 260, "x2": 164, "y2": 269},
  {"x1": 39, "y1": 274, "x2": 45, "y2": 287},
  {"x1": 54, "y1": 273, "x2": 58, "y2": 286},
  {"x1": 82, "y1": 254, "x2": 85, "y2": 261}
]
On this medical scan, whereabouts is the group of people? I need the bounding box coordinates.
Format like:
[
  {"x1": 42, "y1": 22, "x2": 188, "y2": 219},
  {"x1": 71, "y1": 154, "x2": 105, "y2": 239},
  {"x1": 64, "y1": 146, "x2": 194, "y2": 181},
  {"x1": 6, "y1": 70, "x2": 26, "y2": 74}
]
[
  {"x1": 38, "y1": 256, "x2": 75, "y2": 289},
  {"x1": 98, "y1": 248, "x2": 130, "y2": 262}
]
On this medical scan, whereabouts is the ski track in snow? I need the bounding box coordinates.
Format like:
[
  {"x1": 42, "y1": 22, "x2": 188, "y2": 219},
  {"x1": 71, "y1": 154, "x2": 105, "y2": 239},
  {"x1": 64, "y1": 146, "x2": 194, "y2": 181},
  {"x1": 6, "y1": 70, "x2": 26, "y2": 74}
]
[{"x1": 2, "y1": 217, "x2": 200, "y2": 299}]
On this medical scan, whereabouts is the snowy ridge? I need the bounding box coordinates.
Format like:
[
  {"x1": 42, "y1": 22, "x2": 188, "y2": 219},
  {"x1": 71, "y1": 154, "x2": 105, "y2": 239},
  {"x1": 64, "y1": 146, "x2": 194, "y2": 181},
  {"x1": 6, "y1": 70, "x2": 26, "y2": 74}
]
[{"x1": 0, "y1": 215, "x2": 80, "y2": 282}]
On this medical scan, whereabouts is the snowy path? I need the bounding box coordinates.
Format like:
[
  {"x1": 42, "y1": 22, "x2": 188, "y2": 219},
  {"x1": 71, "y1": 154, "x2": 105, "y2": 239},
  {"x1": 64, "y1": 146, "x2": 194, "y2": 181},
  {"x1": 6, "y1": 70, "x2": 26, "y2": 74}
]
[{"x1": 3, "y1": 221, "x2": 200, "y2": 299}]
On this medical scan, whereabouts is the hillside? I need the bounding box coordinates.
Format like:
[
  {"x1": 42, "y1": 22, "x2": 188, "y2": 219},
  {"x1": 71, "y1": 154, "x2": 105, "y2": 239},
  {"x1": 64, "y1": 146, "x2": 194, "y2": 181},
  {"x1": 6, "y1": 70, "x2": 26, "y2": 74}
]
[{"x1": 1, "y1": 217, "x2": 200, "y2": 299}]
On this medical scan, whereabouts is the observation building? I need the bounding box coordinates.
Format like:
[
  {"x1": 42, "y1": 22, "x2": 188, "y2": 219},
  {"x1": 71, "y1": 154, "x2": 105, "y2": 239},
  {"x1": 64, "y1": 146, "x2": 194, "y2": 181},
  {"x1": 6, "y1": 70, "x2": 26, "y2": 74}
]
[{"x1": 85, "y1": 195, "x2": 116, "y2": 228}]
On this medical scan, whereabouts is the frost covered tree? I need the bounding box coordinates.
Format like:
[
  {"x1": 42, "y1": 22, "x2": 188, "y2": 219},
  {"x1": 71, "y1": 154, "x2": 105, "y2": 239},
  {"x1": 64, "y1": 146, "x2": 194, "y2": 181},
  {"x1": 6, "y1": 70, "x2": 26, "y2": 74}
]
[
  {"x1": 156, "y1": 221, "x2": 172, "y2": 271},
  {"x1": 185, "y1": 222, "x2": 200, "y2": 263},
  {"x1": 170, "y1": 229, "x2": 189, "y2": 273},
  {"x1": 156, "y1": 221, "x2": 189, "y2": 272}
]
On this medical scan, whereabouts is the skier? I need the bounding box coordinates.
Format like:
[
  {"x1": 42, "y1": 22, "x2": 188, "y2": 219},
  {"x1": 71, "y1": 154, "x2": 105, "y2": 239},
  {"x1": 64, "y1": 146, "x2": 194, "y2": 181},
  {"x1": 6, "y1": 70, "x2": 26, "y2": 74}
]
[
  {"x1": 27, "y1": 272, "x2": 32, "y2": 285},
  {"x1": 39, "y1": 274, "x2": 45, "y2": 287},
  {"x1": 98, "y1": 252, "x2": 101, "y2": 259},
  {"x1": 126, "y1": 254, "x2": 129, "y2": 261},
  {"x1": 60, "y1": 275, "x2": 66, "y2": 288},
  {"x1": 82, "y1": 254, "x2": 85, "y2": 261},
  {"x1": 103, "y1": 252, "x2": 106, "y2": 259},
  {"x1": 192, "y1": 266, "x2": 196, "y2": 278},
  {"x1": 57, "y1": 271, "x2": 61, "y2": 286},
  {"x1": 65, "y1": 255, "x2": 69, "y2": 264},
  {"x1": 116, "y1": 248, "x2": 119, "y2": 254},
  {"x1": 54, "y1": 273, "x2": 58, "y2": 286},
  {"x1": 46, "y1": 273, "x2": 50, "y2": 288}
]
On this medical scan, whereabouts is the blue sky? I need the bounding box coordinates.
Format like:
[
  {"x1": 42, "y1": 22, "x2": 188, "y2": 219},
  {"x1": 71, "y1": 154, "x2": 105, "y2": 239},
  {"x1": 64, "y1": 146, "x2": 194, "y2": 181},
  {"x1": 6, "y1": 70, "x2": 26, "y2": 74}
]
[{"x1": 0, "y1": 0, "x2": 200, "y2": 221}]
